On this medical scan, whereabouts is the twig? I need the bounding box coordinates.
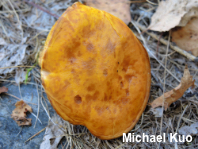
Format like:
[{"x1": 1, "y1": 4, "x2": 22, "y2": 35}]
[
  {"x1": 134, "y1": 22, "x2": 198, "y2": 62},
  {"x1": 34, "y1": 80, "x2": 41, "y2": 128},
  {"x1": 24, "y1": 126, "x2": 46, "y2": 143},
  {"x1": 151, "y1": 71, "x2": 163, "y2": 91},
  {"x1": 0, "y1": 66, "x2": 34, "y2": 69},
  {"x1": 0, "y1": 79, "x2": 43, "y2": 88},
  {"x1": 156, "y1": 32, "x2": 163, "y2": 58},
  {"x1": 7, "y1": 0, "x2": 24, "y2": 43},
  {"x1": 84, "y1": 0, "x2": 147, "y2": 4},
  {"x1": 40, "y1": 94, "x2": 66, "y2": 133},
  {"x1": 146, "y1": 0, "x2": 158, "y2": 5},
  {"x1": 18, "y1": 84, "x2": 23, "y2": 100},
  {"x1": 31, "y1": 112, "x2": 42, "y2": 124},
  {"x1": 131, "y1": 20, "x2": 181, "y2": 83},
  {"x1": 5, "y1": 93, "x2": 37, "y2": 105},
  {"x1": 175, "y1": 105, "x2": 189, "y2": 133},
  {"x1": 23, "y1": 0, "x2": 59, "y2": 19},
  {"x1": 129, "y1": 0, "x2": 147, "y2": 3},
  {"x1": 16, "y1": 126, "x2": 23, "y2": 136},
  {"x1": 158, "y1": 31, "x2": 171, "y2": 149},
  {"x1": 5, "y1": 92, "x2": 21, "y2": 100}
]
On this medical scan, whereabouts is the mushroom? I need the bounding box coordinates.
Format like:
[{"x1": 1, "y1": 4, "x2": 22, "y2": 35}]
[{"x1": 40, "y1": 2, "x2": 151, "y2": 140}]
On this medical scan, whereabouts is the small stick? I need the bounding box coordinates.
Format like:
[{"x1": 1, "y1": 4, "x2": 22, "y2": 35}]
[
  {"x1": 34, "y1": 80, "x2": 41, "y2": 128},
  {"x1": 146, "y1": 0, "x2": 158, "y2": 5},
  {"x1": 129, "y1": 0, "x2": 147, "y2": 3},
  {"x1": 23, "y1": 0, "x2": 59, "y2": 19},
  {"x1": 25, "y1": 126, "x2": 46, "y2": 143},
  {"x1": 16, "y1": 127, "x2": 23, "y2": 136},
  {"x1": 84, "y1": 0, "x2": 147, "y2": 4},
  {"x1": 5, "y1": 93, "x2": 21, "y2": 100},
  {"x1": 31, "y1": 112, "x2": 42, "y2": 124},
  {"x1": 0, "y1": 66, "x2": 34, "y2": 69},
  {"x1": 5, "y1": 93, "x2": 37, "y2": 105},
  {"x1": 156, "y1": 32, "x2": 163, "y2": 58},
  {"x1": 134, "y1": 22, "x2": 198, "y2": 62}
]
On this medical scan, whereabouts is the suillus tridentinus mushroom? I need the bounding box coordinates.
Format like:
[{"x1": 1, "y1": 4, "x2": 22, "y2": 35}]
[{"x1": 39, "y1": 2, "x2": 151, "y2": 140}]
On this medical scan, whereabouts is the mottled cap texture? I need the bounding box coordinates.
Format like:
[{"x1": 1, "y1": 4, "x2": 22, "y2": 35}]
[{"x1": 40, "y1": 2, "x2": 151, "y2": 140}]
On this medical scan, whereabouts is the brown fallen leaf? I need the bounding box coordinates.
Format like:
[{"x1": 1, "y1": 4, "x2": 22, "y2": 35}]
[
  {"x1": 40, "y1": 114, "x2": 65, "y2": 149},
  {"x1": 0, "y1": 45, "x2": 28, "y2": 77},
  {"x1": 0, "y1": 86, "x2": 8, "y2": 94},
  {"x1": 11, "y1": 100, "x2": 32, "y2": 126},
  {"x1": 179, "y1": 122, "x2": 198, "y2": 136},
  {"x1": 84, "y1": 0, "x2": 131, "y2": 24},
  {"x1": 172, "y1": 17, "x2": 198, "y2": 56},
  {"x1": 151, "y1": 66, "x2": 195, "y2": 110},
  {"x1": 149, "y1": 0, "x2": 198, "y2": 32},
  {"x1": 15, "y1": 68, "x2": 27, "y2": 85}
]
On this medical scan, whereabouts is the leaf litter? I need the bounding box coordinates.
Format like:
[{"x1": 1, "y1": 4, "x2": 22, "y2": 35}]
[
  {"x1": 15, "y1": 68, "x2": 27, "y2": 85},
  {"x1": 84, "y1": 0, "x2": 131, "y2": 24},
  {"x1": 179, "y1": 122, "x2": 198, "y2": 136},
  {"x1": 11, "y1": 100, "x2": 32, "y2": 126},
  {"x1": 0, "y1": 45, "x2": 28, "y2": 76},
  {"x1": 149, "y1": 0, "x2": 198, "y2": 58},
  {"x1": 0, "y1": 86, "x2": 8, "y2": 94},
  {"x1": 149, "y1": 0, "x2": 198, "y2": 32},
  {"x1": 0, "y1": 0, "x2": 198, "y2": 148},
  {"x1": 172, "y1": 17, "x2": 198, "y2": 57},
  {"x1": 40, "y1": 115, "x2": 66, "y2": 149},
  {"x1": 151, "y1": 66, "x2": 195, "y2": 110}
]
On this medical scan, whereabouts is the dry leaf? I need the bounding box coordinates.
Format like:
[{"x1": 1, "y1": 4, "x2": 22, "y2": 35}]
[
  {"x1": 26, "y1": 1, "x2": 69, "y2": 31},
  {"x1": 0, "y1": 45, "x2": 28, "y2": 76},
  {"x1": 0, "y1": 37, "x2": 8, "y2": 45},
  {"x1": 179, "y1": 3, "x2": 198, "y2": 27},
  {"x1": 40, "y1": 115, "x2": 65, "y2": 149},
  {"x1": 15, "y1": 68, "x2": 27, "y2": 85},
  {"x1": 151, "y1": 66, "x2": 195, "y2": 110},
  {"x1": 150, "y1": 107, "x2": 163, "y2": 117},
  {"x1": 0, "y1": 86, "x2": 8, "y2": 94},
  {"x1": 11, "y1": 100, "x2": 32, "y2": 126},
  {"x1": 172, "y1": 17, "x2": 198, "y2": 56},
  {"x1": 149, "y1": 0, "x2": 198, "y2": 32},
  {"x1": 179, "y1": 122, "x2": 198, "y2": 136},
  {"x1": 84, "y1": 0, "x2": 131, "y2": 24}
]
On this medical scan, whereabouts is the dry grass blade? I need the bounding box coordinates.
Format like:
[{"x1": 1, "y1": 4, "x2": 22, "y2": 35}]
[
  {"x1": 158, "y1": 31, "x2": 171, "y2": 148},
  {"x1": 5, "y1": 93, "x2": 37, "y2": 105},
  {"x1": 131, "y1": 20, "x2": 181, "y2": 83},
  {"x1": 25, "y1": 127, "x2": 46, "y2": 143},
  {"x1": 34, "y1": 80, "x2": 41, "y2": 128},
  {"x1": 23, "y1": 0, "x2": 59, "y2": 19},
  {"x1": 0, "y1": 66, "x2": 34, "y2": 69},
  {"x1": 136, "y1": 22, "x2": 198, "y2": 61}
]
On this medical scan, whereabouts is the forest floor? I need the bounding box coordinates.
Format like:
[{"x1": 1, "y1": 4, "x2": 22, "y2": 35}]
[{"x1": 0, "y1": 0, "x2": 198, "y2": 148}]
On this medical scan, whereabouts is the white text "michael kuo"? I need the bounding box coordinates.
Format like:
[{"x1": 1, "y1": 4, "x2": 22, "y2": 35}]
[{"x1": 123, "y1": 133, "x2": 192, "y2": 143}]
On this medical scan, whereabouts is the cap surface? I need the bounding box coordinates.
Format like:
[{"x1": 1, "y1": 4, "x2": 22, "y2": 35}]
[{"x1": 40, "y1": 2, "x2": 151, "y2": 140}]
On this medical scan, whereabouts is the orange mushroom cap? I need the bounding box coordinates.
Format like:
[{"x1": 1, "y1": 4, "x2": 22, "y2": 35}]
[{"x1": 40, "y1": 2, "x2": 151, "y2": 140}]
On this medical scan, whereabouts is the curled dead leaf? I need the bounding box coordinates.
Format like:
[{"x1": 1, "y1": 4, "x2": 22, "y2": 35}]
[
  {"x1": 0, "y1": 45, "x2": 28, "y2": 76},
  {"x1": 84, "y1": 0, "x2": 131, "y2": 24},
  {"x1": 149, "y1": 0, "x2": 198, "y2": 32},
  {"x1": 179, "y1": 122, "x2": 198, "y2": 136},
  {"x1": 40, "y1": 115, "x2": 65, "y2": 149},
  {"x1": 15, "y1": 68, "x2": 27, "y2": 85},
  {"x1": 172, "y1": 17, "x2": 198, "y2": 56},
  {"x1": 150, "y1": 107, "x2": 163, "y2": 117},
  {"x1": 0, "y1": 86, "x2": 8, "y2": 94},
  {"x1": 151, "y1": 66, "x2": 195, "y2": 110},
  {"x1": 11, "y1": 100, "x2": 32, "y2": 126}
]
